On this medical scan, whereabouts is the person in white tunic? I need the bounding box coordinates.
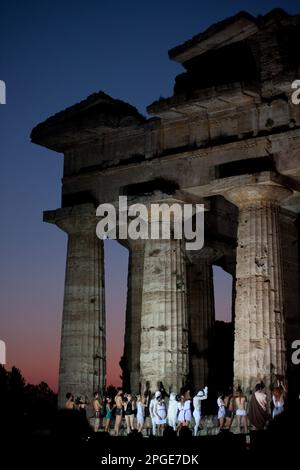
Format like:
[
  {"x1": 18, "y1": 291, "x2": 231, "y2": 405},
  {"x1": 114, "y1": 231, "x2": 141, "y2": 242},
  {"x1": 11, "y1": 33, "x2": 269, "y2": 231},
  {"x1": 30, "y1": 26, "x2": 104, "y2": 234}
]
[
  {"x1": 217, "y1": 394, "x2": 226, "y2": 429},
  {"x1": 193, "y1": 386, "x2": 208, "y2": 436},
  {"x1": 136, "y1": 395, "x2": 145, "y2": 433},
  {"x1": 149, "y1": 392, "x2": 158, "y2": 436},
  {"x1": 177, "y1": 395, "x2": 192, "y2": 431},
  {"x1": 167, "y1": 392, "x2": 178, "y2": 430},
  {"x1": 154, "y1": 394, "x2": 167, "y2": 436}
]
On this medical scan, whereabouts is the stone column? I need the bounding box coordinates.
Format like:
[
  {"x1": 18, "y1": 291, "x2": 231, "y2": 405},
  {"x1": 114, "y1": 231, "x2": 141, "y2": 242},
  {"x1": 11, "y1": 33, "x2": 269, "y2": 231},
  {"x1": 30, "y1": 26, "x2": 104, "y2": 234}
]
[
  {"x1": 279, "y1": 210, "x2": 300, "y2": 340},
  {"x1": 187, "y1": 256, "x2": 215, "y2": 390},
  {"x1": 122, "y1": 239, "x2": 145, "y2": 393},
  {"x1": 139, "y1": 235, "x2": 189, "y2": 393},
  {"x1": 44, "y1": 205, "x2": 106, "y2": 407},
  {"x1": 224, "y1": 184, "x2": 291, "y2": 393}
]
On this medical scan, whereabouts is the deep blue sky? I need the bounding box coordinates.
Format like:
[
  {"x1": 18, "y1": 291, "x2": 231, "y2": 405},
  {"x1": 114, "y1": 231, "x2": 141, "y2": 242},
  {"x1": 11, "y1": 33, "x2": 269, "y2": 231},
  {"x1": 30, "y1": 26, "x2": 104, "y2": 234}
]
[{"x1": 1, "y1": 0, "x2": 299, "y2": 388}]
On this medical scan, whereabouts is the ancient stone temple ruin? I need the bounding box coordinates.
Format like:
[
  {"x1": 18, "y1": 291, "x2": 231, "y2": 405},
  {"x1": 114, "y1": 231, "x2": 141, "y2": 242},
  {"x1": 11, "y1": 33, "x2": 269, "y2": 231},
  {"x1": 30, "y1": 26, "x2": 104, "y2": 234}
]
[{"x1": 31, "y1": 9, "x2": 300, "y2": 407}]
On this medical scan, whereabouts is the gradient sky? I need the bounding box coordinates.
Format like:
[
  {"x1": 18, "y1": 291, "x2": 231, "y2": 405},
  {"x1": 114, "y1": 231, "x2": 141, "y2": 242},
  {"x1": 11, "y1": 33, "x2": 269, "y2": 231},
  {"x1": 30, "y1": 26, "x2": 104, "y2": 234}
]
[{"x1": 1, "y1": 0, "x2": 299, "y2": 391}]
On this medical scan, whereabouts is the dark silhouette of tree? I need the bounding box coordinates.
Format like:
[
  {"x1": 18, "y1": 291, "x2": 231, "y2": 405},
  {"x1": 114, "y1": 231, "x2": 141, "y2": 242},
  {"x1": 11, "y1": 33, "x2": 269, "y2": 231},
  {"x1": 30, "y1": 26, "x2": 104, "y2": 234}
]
[
  {"x1": 5, "y1": 366, "x2": 26, "y2": 425},
  {"x1": 106, "y1": 385, "x2": 117, "y2": 399},
  {"x1": 0, "y1": 365, "x2": 57, "y2": 432},
  {"x1": 0, "y1": 364, "x2": 8, "y2": 395},
  {"x1": 119, "y1": 354, "x2": 130, "y2": 391},
  {"x1": 0, "y1": 365, "x2": 8, "y2": 424}
]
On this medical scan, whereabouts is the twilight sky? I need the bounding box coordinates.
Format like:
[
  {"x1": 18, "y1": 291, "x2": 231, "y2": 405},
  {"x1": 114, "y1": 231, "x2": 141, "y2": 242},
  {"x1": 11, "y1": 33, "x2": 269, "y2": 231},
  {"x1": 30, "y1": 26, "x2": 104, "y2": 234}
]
[{"x1": 1, "y1": 0, "x2": 299, "y2": 391}]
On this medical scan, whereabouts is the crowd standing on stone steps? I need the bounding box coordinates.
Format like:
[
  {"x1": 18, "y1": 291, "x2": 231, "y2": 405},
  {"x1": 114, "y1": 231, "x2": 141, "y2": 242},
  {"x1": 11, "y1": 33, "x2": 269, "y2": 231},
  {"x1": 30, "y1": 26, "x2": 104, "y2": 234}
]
[{"x1": 64, "y1": 379, "x2": 287, "y2": 436}]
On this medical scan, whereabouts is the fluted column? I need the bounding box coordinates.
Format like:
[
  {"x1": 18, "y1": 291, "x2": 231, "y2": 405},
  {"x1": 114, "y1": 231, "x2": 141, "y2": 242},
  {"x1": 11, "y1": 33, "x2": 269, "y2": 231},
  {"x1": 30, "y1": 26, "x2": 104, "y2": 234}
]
[
  {"x1": 224, "y1": 184, "x2": 291, "y2": 393},
  {"x1": 44, "y1": 205, "x2": 106, "y2": 407},
  {"x1": 139, "y1": 234, "x2": 189, "y2": 392},
  {"x1": 122, "y1": 239, "x2": 145, "y2": 393},
  {"x1": 187, "y1": 255, "x2": 215, "y2": 390}
]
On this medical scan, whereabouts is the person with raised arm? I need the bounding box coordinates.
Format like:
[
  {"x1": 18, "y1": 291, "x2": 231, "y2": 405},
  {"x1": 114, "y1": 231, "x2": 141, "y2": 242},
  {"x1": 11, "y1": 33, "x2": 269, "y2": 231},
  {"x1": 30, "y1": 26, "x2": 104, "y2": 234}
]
[
  {"x1": 193, "y1": 386, "x2": 208, "y2": 436},
  {"x1": 272, "y1": 379, "x2": 286, "y2": 418}
]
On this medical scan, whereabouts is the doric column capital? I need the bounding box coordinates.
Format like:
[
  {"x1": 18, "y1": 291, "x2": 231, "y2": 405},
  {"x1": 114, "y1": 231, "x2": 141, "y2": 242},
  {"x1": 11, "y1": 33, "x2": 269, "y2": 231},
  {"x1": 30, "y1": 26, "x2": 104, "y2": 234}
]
[
  {"x1": 43, "y1": 203, "x2": 97, "y2": 235},
  {"x1": 187, "y1": 171, "x2": 296, "y2": 209},
  {"x1": 224, "y1": 184, "x2": 292, "y2": 209}
]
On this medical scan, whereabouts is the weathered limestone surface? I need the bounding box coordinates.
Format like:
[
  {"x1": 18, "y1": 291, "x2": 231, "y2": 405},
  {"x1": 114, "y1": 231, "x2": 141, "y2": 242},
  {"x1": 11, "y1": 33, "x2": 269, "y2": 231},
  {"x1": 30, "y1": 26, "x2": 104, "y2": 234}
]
[
  {"x1": 187, "y1": 255, "x2": 215, "y2": 390},
  {"x1": 140, "y1": 233, "x2": 189, "y2": 392},
  {"x1": 224, "y1": 184, "x2": 291, "y2": 392},
  {"x1": 44, "y1": 205, "x2": 106, "y2": 407}
]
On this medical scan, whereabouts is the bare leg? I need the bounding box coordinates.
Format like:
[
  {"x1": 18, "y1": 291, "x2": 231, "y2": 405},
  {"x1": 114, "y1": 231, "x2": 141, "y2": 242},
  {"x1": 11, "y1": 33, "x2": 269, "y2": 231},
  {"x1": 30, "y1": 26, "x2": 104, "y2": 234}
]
[
  {"x1": 224, "y1": 417, "x2": 230, "y2": 429},
  {"x1": 94, "y1": 418, "x2": 100, "y2": 433},
  {"x1": 114, "y1": 415, "x2": 122, "y2": 436},
  {"x1": 125, "y1": 415, "x2": 131, "y2": 434},
  {"x1": 105, "y1": 418, "x2": 111, "y2": 433},
  {"x1": 194, "y1": 416, "x2": 200, "y2": 436},
  {"x1": 242, "y1": 416, "x2": 248, "y2": 433},
  {"x1": 151, "y1": 419, "x2": 156, "y2": 436},
  {"x1": 137, "y1": 421, "x2": 143, "y2": 433},
  {"x1": 130, "y1": 415, "x2": 135, "y2": 431},
  {"x1": 237, "y1": 416, "x2": 241, "y2": 433}
]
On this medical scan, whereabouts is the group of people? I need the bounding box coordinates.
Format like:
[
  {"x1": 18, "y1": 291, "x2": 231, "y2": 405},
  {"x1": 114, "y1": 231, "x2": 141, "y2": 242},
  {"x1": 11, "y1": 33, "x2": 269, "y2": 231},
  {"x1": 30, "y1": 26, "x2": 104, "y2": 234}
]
[
  {"x1": 93, "y1": 386, "x2": 209, "y2": 436},
  {"x1": 64, "y1": 379, "x2": 287, "y2": 436},
  {"x1": 65, "y1": 386, "x2": 208, "y2": 436},
  {"x1": 217, "y1": 380, "x2": 287, "y2": 433},
  {"x1": 217, "y1": 387, "x2": 249, "y2": 433},
  {"x1": 148, "y1": 387, "x2": 208, "y2": 437}
]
